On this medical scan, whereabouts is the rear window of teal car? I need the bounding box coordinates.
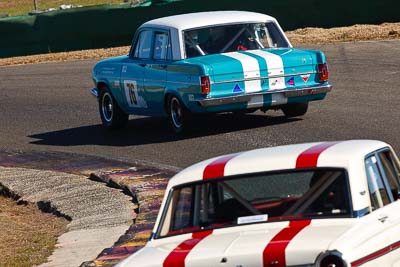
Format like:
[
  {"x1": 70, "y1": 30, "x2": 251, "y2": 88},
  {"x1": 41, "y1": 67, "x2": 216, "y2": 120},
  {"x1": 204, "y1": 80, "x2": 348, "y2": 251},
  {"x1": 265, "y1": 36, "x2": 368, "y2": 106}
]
[{"x1": 183, "y1": 22, "x2": 289, "y2": 58}]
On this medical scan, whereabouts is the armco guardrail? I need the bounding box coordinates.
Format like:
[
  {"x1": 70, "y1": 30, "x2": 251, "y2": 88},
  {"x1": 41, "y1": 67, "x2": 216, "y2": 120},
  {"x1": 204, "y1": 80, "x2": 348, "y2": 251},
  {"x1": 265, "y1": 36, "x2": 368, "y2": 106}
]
[{"x1": 0, "y1": 0, "x2": 398, "y2": 58}]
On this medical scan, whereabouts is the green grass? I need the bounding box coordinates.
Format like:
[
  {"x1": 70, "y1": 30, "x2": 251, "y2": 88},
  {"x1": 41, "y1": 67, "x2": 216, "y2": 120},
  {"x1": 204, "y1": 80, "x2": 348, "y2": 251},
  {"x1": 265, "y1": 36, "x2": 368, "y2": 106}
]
[{"x1": 0, "y1": 0, "x2": 141, "y2": 17}]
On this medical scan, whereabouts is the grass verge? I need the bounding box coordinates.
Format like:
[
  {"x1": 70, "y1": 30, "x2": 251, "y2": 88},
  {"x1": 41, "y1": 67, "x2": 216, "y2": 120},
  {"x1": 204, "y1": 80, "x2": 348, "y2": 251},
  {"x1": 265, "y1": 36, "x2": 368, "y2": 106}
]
[
  {"x1": 0, "y1": 0, "x2": 140, "y2": 17},
  {"x1": 0, "y1": 195, "x2": 69, "y2": 267}
]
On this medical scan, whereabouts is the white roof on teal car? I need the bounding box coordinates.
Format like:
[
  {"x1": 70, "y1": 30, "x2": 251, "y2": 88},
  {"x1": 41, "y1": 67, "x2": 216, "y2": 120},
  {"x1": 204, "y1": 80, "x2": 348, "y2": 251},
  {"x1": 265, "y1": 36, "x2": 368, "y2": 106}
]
[{"x1": 141, "y1": 11, "x2": 277, "y2": 31}]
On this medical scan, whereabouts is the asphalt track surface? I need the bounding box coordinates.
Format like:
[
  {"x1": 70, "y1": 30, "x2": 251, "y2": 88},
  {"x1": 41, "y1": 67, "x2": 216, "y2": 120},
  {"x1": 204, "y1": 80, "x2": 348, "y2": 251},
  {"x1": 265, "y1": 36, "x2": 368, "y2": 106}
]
[{"x1": 1, "y1": 40, "x2": 399, "y2": 169}]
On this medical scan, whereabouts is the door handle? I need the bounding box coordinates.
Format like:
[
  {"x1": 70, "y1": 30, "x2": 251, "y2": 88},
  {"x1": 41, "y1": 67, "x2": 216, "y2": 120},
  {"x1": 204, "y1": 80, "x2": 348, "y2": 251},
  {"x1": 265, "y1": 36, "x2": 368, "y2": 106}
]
[
  {"x1": 139, "y1": 63, "x2": 146, "y2": 67},
  {"x1": 378, "y1": 215, "x2": 389, "y2": 223}
]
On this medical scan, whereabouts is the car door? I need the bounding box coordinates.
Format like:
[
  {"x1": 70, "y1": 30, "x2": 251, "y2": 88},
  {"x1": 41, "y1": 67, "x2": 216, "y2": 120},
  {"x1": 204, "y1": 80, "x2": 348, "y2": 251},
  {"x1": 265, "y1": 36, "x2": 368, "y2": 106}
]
[
  {"x1": 356, "y1": 152, "x2": 400, "y2": 266},
  {"x1": 143, "y1": 30, "x2": 170, "y2": 115},
  {"x1": 374, "y1": 149, "x2": 400, "y2": 266},
  {"x1": 120, "y1": 29, "x2": 153, "y2": 114}
]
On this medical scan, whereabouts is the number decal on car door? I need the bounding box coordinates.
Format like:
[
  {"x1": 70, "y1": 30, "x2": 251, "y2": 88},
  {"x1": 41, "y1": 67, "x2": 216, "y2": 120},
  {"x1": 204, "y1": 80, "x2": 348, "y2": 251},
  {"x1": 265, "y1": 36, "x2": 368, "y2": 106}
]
[
  {"x1": 123, "y1": 80, "x2": 147, "y2": 108},
  {"x1": 127, "y1": 82, "x2": 138, "y2": 105}
]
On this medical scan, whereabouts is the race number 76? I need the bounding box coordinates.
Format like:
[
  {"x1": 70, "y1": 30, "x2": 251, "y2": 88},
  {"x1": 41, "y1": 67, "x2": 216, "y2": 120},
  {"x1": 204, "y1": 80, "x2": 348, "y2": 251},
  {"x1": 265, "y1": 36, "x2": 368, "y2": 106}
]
[
  {"x1": 123, "y1": 80, "x2": 139, "y2": 107},
  {"x1": 127, "y1": 82, "x2": 137, "y2": 105}
]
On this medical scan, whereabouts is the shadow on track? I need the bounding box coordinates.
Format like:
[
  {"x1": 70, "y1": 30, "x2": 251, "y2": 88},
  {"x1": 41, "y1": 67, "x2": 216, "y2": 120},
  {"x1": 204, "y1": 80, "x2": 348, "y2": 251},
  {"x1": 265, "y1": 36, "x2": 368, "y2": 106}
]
[{"x1": 29, "y1": 113, "x2": 301, "y2": 147}]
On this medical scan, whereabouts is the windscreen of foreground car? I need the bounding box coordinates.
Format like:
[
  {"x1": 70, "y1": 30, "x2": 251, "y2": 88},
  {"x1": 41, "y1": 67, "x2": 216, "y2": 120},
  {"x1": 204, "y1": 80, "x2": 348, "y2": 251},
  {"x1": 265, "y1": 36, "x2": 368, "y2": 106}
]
[
  {"x1": 157, "y1": 169, "x2": 351, "y2": 237},
  {"x1": 183, "y1": 22, "x2": 290, "y2": 58}
]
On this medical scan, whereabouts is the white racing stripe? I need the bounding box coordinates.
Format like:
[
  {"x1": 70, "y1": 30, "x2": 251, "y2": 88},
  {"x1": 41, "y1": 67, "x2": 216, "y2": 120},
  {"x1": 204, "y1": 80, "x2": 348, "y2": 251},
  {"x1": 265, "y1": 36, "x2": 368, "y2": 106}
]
[
  {"x1": 222, "y1": 52, "x2": 262, "y2": 93},
  {"x1": 271, "y1": 93, "x2": 288, "y2": 106},
  {"x1": 246, "y1": 93, "x2": 287, "y2": 109},
  {"x1": 246, "y1": 50, "x2": 285, "y2": 90},
  {"x1": 247, "y1": 95, "x2": 264, "y2": 108}
]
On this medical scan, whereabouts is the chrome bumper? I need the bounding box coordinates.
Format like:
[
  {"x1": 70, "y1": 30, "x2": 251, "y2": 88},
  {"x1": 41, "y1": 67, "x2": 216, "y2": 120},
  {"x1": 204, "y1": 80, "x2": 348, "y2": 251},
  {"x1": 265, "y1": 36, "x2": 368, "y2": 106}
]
[
  {"x1": 90, "y1": 88, "x2": 99, "y2": 99},
  {"x1": 197, "y1": 84, "x2": 332, "y2": 107}
]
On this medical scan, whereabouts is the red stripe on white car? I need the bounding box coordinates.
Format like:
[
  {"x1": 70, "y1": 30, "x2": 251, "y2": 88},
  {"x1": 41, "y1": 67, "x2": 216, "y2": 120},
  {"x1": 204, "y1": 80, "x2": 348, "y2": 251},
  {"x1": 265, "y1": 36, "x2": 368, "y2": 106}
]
[
  {"x1": 263, "y1": 220, "x2": 311, "y2": 267},
  {"x1": 163, "y1": 230, "x2": 213, "y2": 267},
  {"x1": 296, "y1": 142, "x2": 340, "y2": 168},
  {"x1": 203, "y1": 154, "x2": 240, "y2": 179}
]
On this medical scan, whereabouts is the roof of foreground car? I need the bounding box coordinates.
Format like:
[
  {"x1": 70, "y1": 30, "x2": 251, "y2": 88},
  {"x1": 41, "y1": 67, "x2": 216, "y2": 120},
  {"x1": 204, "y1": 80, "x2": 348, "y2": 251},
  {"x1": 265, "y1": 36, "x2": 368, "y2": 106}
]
[
  {"x1": 142, "y1": 10, "x2": 276, "y2": 31},
  {"x1": 170, "y1": 140, "x2": 389, "y2": 188}
]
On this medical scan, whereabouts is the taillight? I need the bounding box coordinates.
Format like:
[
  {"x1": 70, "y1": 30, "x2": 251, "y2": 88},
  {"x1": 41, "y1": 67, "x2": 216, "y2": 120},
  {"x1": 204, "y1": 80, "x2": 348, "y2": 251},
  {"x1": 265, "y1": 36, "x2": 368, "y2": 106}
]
[
  {"x1": 318, "y1": 63, "x2": 329, "y2": 81},
  {"x1": 200, "y1": 76, "x2": 211, "y2": 94}
]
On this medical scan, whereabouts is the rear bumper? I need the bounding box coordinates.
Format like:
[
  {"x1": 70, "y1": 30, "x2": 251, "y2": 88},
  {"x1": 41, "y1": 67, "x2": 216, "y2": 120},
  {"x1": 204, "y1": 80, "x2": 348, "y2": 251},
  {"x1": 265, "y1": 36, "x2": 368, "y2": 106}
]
[{"x1": 197, "y1": 83, "x2": 332, "y2": 107}]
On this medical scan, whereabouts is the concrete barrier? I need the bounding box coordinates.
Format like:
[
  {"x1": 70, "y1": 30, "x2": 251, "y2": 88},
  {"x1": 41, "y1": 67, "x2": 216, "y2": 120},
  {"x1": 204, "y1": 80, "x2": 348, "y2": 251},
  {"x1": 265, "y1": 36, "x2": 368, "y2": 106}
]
[{"x1": 0, "y1": 0, "x2": 398, "y2": 58}]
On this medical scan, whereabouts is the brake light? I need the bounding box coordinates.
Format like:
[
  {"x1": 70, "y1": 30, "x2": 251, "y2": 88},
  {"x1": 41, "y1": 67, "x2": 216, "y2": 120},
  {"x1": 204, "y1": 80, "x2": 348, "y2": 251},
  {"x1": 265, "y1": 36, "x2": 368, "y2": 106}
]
[
  {"x1": 200, "y1": 76, "x2": 211, "y2": 94},
  {"x1": 318, "y1": 63, "x2": 329, "y2": 81}
]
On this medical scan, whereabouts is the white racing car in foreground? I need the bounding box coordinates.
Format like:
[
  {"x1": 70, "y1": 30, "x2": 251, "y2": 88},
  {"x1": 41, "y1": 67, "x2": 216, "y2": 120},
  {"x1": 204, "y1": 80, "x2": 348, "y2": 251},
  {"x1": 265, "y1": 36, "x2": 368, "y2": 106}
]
[{"x1": 117, "y1": 140, "x2": 400, "y2": 267}]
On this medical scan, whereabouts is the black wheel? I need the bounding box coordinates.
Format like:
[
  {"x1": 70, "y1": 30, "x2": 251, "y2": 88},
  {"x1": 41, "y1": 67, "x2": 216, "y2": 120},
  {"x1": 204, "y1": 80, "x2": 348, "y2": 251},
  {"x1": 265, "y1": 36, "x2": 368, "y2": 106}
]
[
  {"x1": 168, "y1": 95, "x2": 189, "y2": 133},
  {"x1": 99, "y1": 85, "x2": 128, "y2": 129},
  {"x1": 281, "y1": 102, "x2": 308, "y2": 117}
]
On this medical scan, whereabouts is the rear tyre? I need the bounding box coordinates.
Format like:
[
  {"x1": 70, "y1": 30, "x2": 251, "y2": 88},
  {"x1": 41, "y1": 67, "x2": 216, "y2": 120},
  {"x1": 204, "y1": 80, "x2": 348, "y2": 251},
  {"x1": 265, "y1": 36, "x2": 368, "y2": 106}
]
[
  {"x1": 99, "y1": 85, "x2": 128, "y2": 129},
  {"x1": 168, "y1": 95, "x2": 189, "y2": 134},
  {"x1": 281, "y1": 102, "x2": 308, "y2": 117}
]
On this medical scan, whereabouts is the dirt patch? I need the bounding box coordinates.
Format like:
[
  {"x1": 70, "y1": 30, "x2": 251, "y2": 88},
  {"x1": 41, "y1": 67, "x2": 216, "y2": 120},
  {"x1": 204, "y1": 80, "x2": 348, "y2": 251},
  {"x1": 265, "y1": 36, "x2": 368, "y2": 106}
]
[
  {"x1": 0, "y1": 46, "x2": 130, "y2": 67},
  {"x1": 287, "y1": 22, "x2": 400, "y2": 46},
  {"x1": 0, "y1": 22, "x2": 399, "y2": 67},
  {"x1": 0, "y1": 195, "x2": 68, "y2": 267}
]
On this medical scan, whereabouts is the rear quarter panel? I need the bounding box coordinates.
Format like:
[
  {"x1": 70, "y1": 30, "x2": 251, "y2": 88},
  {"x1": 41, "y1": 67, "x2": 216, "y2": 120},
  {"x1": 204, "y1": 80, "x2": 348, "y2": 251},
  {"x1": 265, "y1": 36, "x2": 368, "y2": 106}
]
[{"x1": 165, "y1": 63, "x2": 207, "y2": 113}]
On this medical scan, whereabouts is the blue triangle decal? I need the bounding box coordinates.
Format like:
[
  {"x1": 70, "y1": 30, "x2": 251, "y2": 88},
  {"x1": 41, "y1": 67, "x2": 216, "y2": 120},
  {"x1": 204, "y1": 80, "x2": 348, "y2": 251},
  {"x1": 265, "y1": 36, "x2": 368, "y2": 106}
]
[{"x1": 233, "y1": 83, "x2": 243, "y2": 93}]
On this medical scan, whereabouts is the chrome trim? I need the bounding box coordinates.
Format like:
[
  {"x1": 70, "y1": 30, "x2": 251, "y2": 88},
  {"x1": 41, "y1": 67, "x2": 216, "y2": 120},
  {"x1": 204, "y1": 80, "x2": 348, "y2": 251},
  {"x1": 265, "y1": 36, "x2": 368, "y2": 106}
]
[
  {"x1": 144, "y1": 79, "x2": 198, "y2": 86},
  {"x1": 212, "y1": 71, "x2": 317, "y2": 85},
  {"x1": 284, "y1": 84, "x2": 331, "y2": 97},
  {"x1": 90, "y1": 88, "x2": 99, "y2": 99},
  {"x1": 196, "y1": 84, "x2": 332, "y2": 107},
  {"x1": 144, "y1": 78, "x2": 168, "y2": 83},
  {"x1": 168, "y1": 81, "x2": 198, "y2": 86}
]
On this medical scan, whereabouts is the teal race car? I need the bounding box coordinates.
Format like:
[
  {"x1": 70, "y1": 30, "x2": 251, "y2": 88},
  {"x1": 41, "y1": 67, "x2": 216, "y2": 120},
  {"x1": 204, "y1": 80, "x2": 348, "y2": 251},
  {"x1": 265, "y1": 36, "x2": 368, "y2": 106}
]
[{"x1": 91, "y1": 11, "x2": 332, "y2": 133}]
